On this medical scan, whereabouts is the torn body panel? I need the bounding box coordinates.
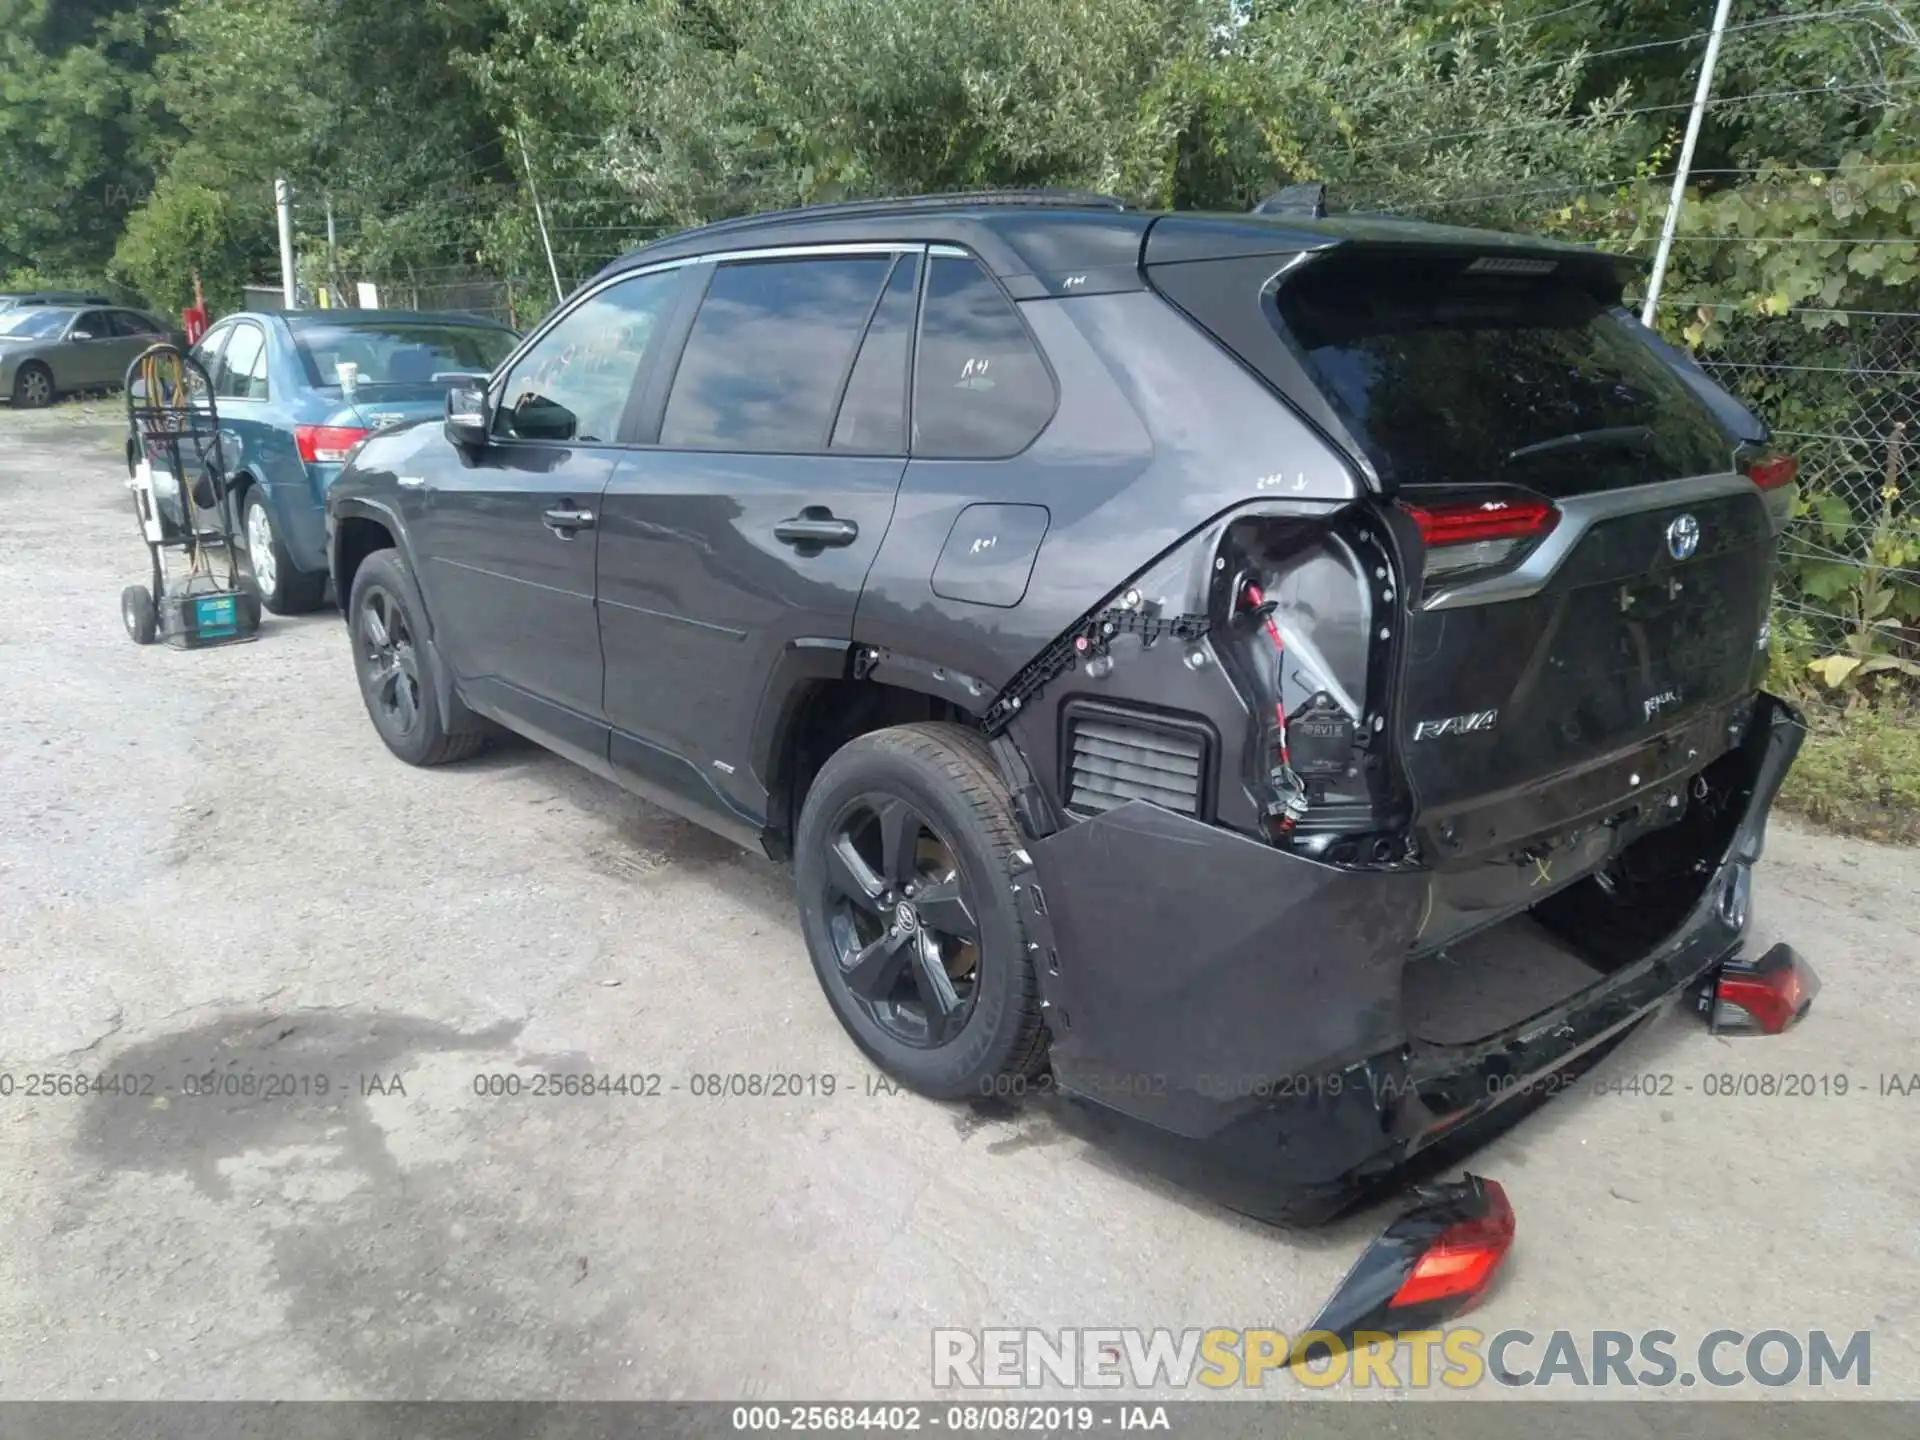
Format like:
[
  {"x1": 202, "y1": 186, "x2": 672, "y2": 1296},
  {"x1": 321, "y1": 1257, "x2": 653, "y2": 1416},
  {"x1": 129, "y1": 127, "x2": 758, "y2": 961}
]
[{"x1": 1015, "y1": 692, "x2": 1804, "y2": 1224}]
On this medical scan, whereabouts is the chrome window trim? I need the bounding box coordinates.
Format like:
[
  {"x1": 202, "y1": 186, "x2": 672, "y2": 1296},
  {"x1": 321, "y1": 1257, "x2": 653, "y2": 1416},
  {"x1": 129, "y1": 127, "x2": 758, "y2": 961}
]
[{"x1": 1422, "y1": 471, "x2": 1758, "y2": 610}]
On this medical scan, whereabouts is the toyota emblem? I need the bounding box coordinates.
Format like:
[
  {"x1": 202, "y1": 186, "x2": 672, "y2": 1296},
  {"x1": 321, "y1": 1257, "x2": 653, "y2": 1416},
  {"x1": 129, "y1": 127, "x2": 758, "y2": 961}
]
[{"x1": 1666, "y1": 513, "x2": 1700, "y2": 561}]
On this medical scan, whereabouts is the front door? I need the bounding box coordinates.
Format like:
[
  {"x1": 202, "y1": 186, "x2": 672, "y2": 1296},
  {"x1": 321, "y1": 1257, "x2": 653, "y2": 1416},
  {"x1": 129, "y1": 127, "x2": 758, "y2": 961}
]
[
  {"x1": 597, "y1": 250, "x2": 918, "y2": 827},
  {"x1": 407, "y1": 267, "x2": 686, "y2": 773},
  {"x1": 67, "y1": 309, "x2": 135, "y2": 388}
]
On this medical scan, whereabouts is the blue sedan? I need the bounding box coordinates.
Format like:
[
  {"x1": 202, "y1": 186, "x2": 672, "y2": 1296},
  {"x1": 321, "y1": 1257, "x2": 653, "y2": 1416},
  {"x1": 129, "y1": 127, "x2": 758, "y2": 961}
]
[{"x1": 175, "y1": 310, "x2": 519, "y2": 613}]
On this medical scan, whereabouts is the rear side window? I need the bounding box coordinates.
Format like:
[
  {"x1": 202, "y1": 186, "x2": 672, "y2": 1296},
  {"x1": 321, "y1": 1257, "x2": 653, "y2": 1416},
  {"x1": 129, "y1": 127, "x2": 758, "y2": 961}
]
[
  {"x1": 1274, "y1": 253, "x2": 1728, "y2": 496},
  {"x1": 108, "y1": 310, "x2": 158, "y2": 338},
  {"x1": 661, "y1": 255, "x2": 893, "y2": 452},
  {"x1": 831, "y1": 252, "x2": 920, "y2": 455},
  {"x1": 912, "y1": 256, "x2": 1054, "y2": 458}
]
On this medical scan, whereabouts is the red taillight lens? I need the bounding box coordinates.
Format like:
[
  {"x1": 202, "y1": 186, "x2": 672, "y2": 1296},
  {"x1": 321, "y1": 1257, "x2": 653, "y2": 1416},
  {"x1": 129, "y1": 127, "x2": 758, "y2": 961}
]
[
  {"x1": 1747, "y1": 454, "x2": 1798, "y2": 490},
  {"x1": 1402, "y1": 495, "x2": 1557, "y2": 583},
  {"x1": 1403, "y1": 496, "x2": 1557, "y2": 546},
  {"x1": 295, "y1": 424, "x2": 371, "y2": 465},
  {"x1": 1388, "y1": 1179, "x2": 1516, "y2": 1311},
  {"x1": 1707, "y1": 943, "x2": 1820, "y2": 1034}
]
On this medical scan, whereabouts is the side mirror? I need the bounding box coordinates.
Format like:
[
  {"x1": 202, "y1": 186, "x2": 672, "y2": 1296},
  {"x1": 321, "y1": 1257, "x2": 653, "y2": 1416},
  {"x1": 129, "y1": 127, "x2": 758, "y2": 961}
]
[
  {"x1": 446, "y1": 385, "x2": 490, "y2": 449},
  {"x1": 70, "y1": 329, "x2": 95, "y2": 342}
]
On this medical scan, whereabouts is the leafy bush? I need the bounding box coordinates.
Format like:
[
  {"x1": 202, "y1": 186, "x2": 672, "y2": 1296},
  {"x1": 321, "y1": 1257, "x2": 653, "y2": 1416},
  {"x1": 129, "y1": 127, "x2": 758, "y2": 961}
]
[{"x1": 107, "y1": 176, "x2": 262, "y2": 314}]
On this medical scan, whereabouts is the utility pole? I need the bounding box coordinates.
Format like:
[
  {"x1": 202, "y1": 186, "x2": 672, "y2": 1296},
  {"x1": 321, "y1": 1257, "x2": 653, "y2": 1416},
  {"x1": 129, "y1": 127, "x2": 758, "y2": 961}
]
[
  {"x1": 325, "y1": 194, "x2": 341, "y2": 309},
  {"x1": 275, "y1": 176, "x2": 298, "y2": 310},
  {"x1": 516, "y1": 128, "x2": 566, "y2": 304},
  {"x1": 1641, "y1": 0, "x2": 1736, "y2": 327}
]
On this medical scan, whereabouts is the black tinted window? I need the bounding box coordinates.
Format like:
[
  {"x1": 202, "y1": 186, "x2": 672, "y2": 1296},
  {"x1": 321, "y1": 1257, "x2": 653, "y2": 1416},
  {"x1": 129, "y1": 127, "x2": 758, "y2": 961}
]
[
  {"x1": 912, "y1": 257, "x2": 1054, "y2": 458},
  {"x1": 1274, "y1": 254, "x2": 1728, "y2": 496},
  {"x1": 831, "y1": 253, "x2": 920, "y2": 455},
  {"x1": 108, "y1": 310, "x2": 156, "y2": 338},
  {"x1": 214, "y1": 323, "x2": 268, "y2": 400},
  {"x1": 661, "y1": 256, "x2": 892, "y2": 452},
  {"x1": 73, "y1": 310, "x2": 111, "y2": 338},
  {"x1": 496, "y1": 269, "x2": 679, "y2": 443}
]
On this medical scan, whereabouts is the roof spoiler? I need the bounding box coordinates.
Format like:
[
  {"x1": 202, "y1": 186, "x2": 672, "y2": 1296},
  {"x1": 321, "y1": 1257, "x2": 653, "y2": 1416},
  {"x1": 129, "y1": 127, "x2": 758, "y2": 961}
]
[{"x1": 1250, "y1": 182, "x2": 1326, "y2": 220}]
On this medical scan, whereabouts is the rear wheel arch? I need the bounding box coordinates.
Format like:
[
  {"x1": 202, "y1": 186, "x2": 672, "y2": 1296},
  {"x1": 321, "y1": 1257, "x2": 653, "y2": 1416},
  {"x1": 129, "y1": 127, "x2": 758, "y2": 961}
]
[{"x1": 762, "y1": 669, "x2": 981, "y2": 861}]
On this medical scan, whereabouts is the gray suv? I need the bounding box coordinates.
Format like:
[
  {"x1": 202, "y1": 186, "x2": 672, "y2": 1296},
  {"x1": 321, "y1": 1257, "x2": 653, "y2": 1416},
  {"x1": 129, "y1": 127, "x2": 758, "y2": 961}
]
[{"x1": 327, "y1": 192, "x2": 1804, "y2": 1220}]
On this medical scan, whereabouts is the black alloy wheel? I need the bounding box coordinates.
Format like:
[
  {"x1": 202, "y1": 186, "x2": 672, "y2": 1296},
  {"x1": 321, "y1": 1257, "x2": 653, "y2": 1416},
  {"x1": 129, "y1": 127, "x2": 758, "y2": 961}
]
[
  {"x1": 821, "y1": 793, "x2": 982, "y2": 1048},
  {"x1": 358, "y1": 583, "x2": 424, "y2": 741}
]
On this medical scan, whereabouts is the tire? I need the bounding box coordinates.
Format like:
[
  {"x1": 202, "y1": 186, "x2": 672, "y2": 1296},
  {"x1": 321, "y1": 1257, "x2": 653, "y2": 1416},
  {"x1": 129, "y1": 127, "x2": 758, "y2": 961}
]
[
  {"x1": 794, "y1": 722, "x2": 1048, "y2": 1100},
  {"x1": 12, "y1": 363, "x2": 53, "y2": 409},
  {"x1": 347, "y1": 548, "x2": 485, "y2": 766},
  {"x1": 243, "y1": 487, "x2": 328, "y2": 615},
  {"x1": 121, "y1": 584, "x2": 157, "y2": 645}
]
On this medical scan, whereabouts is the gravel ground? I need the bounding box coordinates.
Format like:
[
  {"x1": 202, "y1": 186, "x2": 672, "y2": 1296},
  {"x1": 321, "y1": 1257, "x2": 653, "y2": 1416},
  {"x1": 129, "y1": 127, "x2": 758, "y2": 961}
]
[{"x1": 1, "y1": 401, "x2": 1916, "y2": 1403}]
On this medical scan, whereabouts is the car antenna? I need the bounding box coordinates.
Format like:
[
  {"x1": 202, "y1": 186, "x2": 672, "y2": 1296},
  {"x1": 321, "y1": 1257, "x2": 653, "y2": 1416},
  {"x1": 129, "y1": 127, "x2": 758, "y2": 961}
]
[{"x1": 1251, "y1": 181, "x2": 1327, "y2": 219}]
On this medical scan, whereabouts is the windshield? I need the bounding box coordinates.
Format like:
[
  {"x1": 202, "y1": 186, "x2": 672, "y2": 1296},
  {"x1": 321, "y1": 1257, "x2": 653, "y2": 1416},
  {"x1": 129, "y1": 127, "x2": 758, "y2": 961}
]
[
  {"x1": 291, "y1": 320, "x2": 518, "y2": 389},
  {"x1": 0, "y1": 308, "x2": 73, "y2": 339},
  {"x1": 1274, "y1": 253, "x2": 1730, "y2": 497}
]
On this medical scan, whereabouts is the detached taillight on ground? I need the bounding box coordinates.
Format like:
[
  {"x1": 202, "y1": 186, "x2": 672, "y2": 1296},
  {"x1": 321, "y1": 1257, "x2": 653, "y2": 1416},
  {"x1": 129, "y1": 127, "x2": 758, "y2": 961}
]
[
  {"x1": 1402, "y1": 494, "x2": 1557, "y2": 581},
  {"x1": 295, "y1": 424, "x2": 371, "y2": 465},
  {"x1": 1301, "y1": 1175, "x2": 1516, "y2": 1347},
  {"x1": 1387, "y1": 1179, "x2": 1516, "y2": 1311},
  {"x1": 1694, "y1": 942, "x2": 1819, "y2": 1034}
]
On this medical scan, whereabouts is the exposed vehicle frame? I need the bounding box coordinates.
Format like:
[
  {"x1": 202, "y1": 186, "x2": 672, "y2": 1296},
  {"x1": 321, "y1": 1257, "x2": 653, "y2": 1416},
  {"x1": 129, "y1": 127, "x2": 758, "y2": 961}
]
[{"x1": 326, "y1": 192, "x2": 1803, "y2": 1222}]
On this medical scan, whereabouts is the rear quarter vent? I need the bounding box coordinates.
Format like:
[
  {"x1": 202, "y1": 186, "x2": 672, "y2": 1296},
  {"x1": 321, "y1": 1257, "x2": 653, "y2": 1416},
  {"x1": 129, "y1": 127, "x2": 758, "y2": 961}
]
[{"x1": 1063, "y1": 703, "x2": 1210, "y2": 818}]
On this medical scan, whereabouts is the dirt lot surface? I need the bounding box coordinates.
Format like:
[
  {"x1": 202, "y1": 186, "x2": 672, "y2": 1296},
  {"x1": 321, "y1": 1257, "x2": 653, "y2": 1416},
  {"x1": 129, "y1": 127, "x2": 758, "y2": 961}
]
[{"x1": 2, "y1": 402, "x2": 1916, "y2": 1403}]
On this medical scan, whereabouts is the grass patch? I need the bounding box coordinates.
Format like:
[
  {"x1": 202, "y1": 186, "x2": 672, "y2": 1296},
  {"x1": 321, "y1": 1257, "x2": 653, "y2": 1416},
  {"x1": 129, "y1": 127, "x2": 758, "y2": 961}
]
[{"x1": 1777, "y1": 701, "x2": 1920, "y2": 845}]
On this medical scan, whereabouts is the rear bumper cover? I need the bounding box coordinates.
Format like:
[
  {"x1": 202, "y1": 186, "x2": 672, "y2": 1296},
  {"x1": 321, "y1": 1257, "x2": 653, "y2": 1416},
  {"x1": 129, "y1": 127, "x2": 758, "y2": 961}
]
[{"x1": 1015, "y1": 692, "x2": 1805, "y2": 1224}]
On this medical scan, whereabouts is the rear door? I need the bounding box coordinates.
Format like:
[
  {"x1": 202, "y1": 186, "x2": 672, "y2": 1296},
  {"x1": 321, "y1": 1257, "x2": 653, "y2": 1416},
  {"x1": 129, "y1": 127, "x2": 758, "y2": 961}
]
[
  {"x1": 596, "y1": 248, "x2": 914, "y2": 829},
  {"x1": 408, "y1": 267, "x2": 685, "y2": 773},
  {"x1": 1155, "y1": 244, "x2": 1782, "y2": 860}
]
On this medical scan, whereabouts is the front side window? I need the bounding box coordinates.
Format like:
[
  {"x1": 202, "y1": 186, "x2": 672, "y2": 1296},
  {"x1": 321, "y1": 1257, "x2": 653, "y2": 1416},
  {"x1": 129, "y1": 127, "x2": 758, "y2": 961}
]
[
  {"x1": 213, "y1": 323, "x2": 269, "y2": 401},
  {"x1": 911, "y1": 256, "x2": 1055, "y2": 459},
  {"x1": 660, "y1": 255, "x2": 894, "y2": 453},
  {"x1": 495, "y1": 270, "x2": 680, "y2": 444},
  {"x1": 71, "y1": 310, "x2": 112, "y2": 341}
]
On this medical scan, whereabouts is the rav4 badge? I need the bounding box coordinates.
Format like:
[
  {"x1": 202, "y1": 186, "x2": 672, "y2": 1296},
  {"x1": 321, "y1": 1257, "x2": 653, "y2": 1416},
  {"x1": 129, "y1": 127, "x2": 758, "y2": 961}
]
[{"x1": 1413, "y1": 709, "x2": 1498, "y2": 741}]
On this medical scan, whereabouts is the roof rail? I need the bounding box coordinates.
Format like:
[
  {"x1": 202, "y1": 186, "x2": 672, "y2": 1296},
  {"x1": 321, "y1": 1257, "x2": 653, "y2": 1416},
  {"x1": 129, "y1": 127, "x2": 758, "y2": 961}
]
[{"x1": 626, "y1": 188, "x2": 1133, "y2": 253}]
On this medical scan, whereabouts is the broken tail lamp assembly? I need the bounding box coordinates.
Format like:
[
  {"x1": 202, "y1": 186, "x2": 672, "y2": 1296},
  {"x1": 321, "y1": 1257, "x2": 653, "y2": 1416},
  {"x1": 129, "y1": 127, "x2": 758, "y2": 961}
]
[{"x1": 120, "y1": 343, "x2": 261, "y2": 649}]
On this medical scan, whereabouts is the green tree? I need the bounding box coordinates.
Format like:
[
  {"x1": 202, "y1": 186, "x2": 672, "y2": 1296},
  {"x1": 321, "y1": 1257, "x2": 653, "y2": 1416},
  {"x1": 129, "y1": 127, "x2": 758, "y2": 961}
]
[
  {"x1": 0, "y1": 0, "x2": 171, "y2": 278},
  {"x1": 106, "y1": 174, "x2": 263, "y2": 313}
]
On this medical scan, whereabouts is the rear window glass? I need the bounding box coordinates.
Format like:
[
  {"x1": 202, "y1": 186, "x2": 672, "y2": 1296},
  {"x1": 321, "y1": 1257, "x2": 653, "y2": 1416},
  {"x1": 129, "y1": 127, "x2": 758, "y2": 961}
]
[
  {"x1": 1274, "y1": 255, "x2": 1729, "y2": 496},
  {"x1": 292, "y1": 320, "x2": 517, "y2": 390}
]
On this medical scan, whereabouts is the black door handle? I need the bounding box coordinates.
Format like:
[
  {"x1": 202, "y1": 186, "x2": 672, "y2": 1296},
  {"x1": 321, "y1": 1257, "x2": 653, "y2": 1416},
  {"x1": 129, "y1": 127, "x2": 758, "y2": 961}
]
[
  {"x1": 543, "y1": 505, "x2": 595, "y2": 535},
  {"x1": 775, "y1": 512, "x2": 858, "y2": 549}
]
